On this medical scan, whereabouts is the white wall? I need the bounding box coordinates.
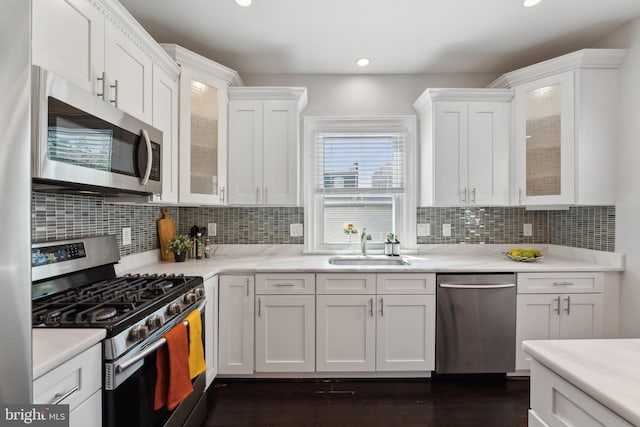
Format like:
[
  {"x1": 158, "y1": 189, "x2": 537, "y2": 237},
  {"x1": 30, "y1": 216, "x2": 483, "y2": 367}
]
[
  {"x1": 242, "y1": 73, "x2": 497, "y2": 116},
  {"x1": 593, "y1": 19, "x2": 640, "y2": 337}
]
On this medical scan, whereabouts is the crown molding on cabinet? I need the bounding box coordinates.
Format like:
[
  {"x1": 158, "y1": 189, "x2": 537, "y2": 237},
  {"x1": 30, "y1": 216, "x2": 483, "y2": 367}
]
[
  {"x1": 488, "y1": 48, "x2": 627, "y2": 89},
  {"x1": 161, "y1": 44, "x2": 244, "y2": 87},
  {"x1": 229, "y1": 87, "x2": 308, "y2": 111},
  {"x1": 412, "y1": 88, "x2": 514, "y2": 115},
  {"x1": 93, "y1": 0, "x2": 179, "y2": 79}
]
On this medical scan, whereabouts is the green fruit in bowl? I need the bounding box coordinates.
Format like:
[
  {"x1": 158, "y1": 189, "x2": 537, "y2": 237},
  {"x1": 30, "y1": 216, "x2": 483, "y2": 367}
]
[{"x1": 522, "y1": 251, "x2": 535, "y2": 258}]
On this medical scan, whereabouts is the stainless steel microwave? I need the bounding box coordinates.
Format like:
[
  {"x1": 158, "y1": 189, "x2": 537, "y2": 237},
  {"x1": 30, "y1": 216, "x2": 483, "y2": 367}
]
[{"x1": 31, "y1": 66, "x2": 162, "y2": 196}]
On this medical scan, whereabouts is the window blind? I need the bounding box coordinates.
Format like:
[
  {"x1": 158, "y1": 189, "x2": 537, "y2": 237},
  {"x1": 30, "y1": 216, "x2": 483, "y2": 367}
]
[{"x1": 314, "y1": 134, "x2": 405, "y2": 194}]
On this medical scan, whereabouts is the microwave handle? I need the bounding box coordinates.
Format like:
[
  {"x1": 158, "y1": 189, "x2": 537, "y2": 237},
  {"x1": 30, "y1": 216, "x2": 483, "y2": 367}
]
[{"x1": 140, "y1": 128, "x2": 152, "y2": 186}]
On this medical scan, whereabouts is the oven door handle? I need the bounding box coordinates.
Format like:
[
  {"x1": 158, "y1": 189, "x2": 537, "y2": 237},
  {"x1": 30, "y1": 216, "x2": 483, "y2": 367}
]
[{"x1": 115, "y1": 300, "x2": 206, "y2": 374}]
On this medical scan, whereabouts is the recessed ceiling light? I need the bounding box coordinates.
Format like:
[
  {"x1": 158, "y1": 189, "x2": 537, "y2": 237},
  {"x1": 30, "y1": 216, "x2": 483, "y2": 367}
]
[
  {"x1": 235, "y1": 0, "x2": 252, "y2": 7},
  {"x1": 523, "y1": 0, "x2": 542, "y2": 7},
  {"x1": 356, "y1": 58, "x2": 370, "y2": 67}
]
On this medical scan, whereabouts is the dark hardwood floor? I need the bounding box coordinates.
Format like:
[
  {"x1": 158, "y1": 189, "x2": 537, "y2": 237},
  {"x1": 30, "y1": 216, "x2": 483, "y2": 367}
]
[{"x1": 204, "y1": 376, "x2": 530, "y2": 427}]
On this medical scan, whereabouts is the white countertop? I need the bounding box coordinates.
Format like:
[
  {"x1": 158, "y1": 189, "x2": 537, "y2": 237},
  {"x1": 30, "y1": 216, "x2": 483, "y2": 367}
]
[
  {"x1": 32, "y1": 328, "x2": 106, "y2": 379},
  {"x1": 115, "y1": 244, "x2": 624, "y2": 278},
  {"x1": 523, "y1": 339, "x2": 640, "y2": 426}
]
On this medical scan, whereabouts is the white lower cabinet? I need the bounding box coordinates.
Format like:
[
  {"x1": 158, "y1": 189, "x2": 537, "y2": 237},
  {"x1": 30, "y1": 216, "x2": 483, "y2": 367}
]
[
  {"x1": 33, "y1": 343, "x2": 102, "y2": 427},
  {"x1": 255, "y1": 295, "x2": 315, "y2": 372},
  {"x1": 316, "y1": 294, "x2": 376, "y2": 372},
  {"x1": 376, "y1": 295, "x2": 436, "y2": 371},
  {"x1": 529, "y1": 359, "x2": 632, "y2": 427},
  {"x1": 204, "y1": 276, "x2": 219, "y2": 386},
  {"x1": 218, "y1": 275, "x2": 254, "y2": 374},
  {"x1": 515, "y1": 273, "x2": 604, "y2": 371}
]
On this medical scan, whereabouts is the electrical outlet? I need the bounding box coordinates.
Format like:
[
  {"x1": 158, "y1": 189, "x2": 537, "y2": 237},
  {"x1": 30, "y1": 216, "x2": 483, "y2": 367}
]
[
  {"x1": 523, "y1": 223, "x2": 533, "y2": 237},
  {"x1": 208, "y1": 223, "x2": 217, "y2": 237},
  {"x1": 290, "y1": 224, "x2": 304, "y2": 237},
  {"x1": 122, "y1": 227, "x2": 131, "y2": 246},
  {"x1": 417, "y1": 223, "x2": 431, "y2": 237},
  {"x1": 442, "y1": 224, "x2": 451, "y2": 237}
]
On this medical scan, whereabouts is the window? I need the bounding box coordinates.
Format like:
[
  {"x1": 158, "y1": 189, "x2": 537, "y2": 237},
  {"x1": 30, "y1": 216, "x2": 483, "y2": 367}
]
[{"x1": 304, "y1": 117, "x2": 416, "y2": 252}]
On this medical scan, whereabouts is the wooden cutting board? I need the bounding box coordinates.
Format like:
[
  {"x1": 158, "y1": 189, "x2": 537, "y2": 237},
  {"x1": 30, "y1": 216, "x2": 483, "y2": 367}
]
[{"x1": 157, "y1": 207, "x2": 176, "y2": 261}]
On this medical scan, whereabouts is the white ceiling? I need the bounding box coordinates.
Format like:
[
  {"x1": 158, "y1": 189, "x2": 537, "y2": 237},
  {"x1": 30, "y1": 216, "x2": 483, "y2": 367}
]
[{"x1": 119, "y1": 0, "x2": 640, "y2": 76}]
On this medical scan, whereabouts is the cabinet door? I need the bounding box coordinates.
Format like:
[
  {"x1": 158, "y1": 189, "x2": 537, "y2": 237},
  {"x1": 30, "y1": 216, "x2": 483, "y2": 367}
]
[
  {"x1": 433, "y1": 102, "x2": 468, "y2": 205},
  {"x1": 32, "y1": 0, "x2": 105, "y2": 95},
  {"x1": 316, "y1": 295, "x2": 376, "y2": 371},
  {"x1": 515, "y1": 294, "x2": 561, "y2": 371},
  {"x1": 179, "y1": 69, "x2": 229, "y2": 204},
  {"x1": 69, "y1": 390, "x2": 101, "y2": 427},
  {"x1": 514, "y1": 71, "x2": 575, "y2": 205},
  {"x1": 150, "y1": 65, "x2": 179, "y2": 203},
  {"x1": 467, "y1": 102, "x2": 509, "y2": 205},
  {"x1": 376, "y1": 295, "x2": 435, "y2": 371},
  {"x1": 218, "y1": 276, "x2": 254, "y2": 374},
  {"x1": 228, "y1": 100, "x2": 263, "y2": 204},
  {"x1": 104, "y1": 20, "x2": 153, "y2": 123},
  {"x1": 558, "y1": 294, "x2": 604, "y2": 340},
  {"x1": 255, "y1": 295, "x2": 315, "y2": 372},
  {"x1": 204, "y1": 276, "x2": 219, "y2": 387},
  {"x1": 262, "y1": 101, "x2": 298, "y2": 205}
]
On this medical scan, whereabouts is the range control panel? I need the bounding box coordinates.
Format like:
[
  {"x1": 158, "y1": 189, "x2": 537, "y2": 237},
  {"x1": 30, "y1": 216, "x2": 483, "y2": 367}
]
[{"x1": 31, "y1": 242, "x2": 87, "y2": 267}]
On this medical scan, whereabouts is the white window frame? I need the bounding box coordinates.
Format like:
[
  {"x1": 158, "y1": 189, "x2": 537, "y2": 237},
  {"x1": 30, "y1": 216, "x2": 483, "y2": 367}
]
[{"x1": 303, "y1": 116, "x2": 417, "y2": 253}]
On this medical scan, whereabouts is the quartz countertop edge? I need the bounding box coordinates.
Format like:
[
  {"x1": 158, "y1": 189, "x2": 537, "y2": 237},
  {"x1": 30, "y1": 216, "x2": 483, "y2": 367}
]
[
  {"x1": 523, "y1": 339, "x2": 640, "y2": 426},
  {"x1": 33, "y1": 328, "x2": 106, "y2": 379}
]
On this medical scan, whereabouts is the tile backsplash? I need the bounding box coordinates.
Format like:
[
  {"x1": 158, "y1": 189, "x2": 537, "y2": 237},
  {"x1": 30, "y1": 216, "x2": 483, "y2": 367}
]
[{"x1": 31, "y1": 191, "x2": 616, "y2": 257}]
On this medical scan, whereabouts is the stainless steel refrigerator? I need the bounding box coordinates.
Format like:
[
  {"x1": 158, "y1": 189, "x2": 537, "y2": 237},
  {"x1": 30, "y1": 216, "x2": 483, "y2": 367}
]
[{"x1": 0, "y1": 0, "x2": 32, "y2": 403}]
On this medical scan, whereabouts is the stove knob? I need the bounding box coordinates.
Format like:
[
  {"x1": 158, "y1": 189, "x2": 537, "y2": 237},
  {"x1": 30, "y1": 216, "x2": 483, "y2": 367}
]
[
  {"x1": 167, "y1": 303, "x2": 182, "y2": 316},
  {"x1": 130, "y1": 325, "x2": 150, "y2": 342},
  {"x1": 183, "y1": 292, "x2": 197, "y2": 304},
  {"x1": 147, "y1": 315, "x2": 163, "y2": 330},
  {"x1": 194, "y1": 288, "x2": 206, "y2": 299}
]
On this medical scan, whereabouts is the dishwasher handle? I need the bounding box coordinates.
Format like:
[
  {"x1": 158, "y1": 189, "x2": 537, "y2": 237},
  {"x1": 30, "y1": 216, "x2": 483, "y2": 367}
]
[{"x1": 439, "y1": 283, "x2": 516, "y2": 289}]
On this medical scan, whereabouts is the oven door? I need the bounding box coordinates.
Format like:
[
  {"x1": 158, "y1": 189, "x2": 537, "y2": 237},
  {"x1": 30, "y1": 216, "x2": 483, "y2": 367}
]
[
  {"x1": 103, "y1": 305, "x2": 207, "y2": 427},
  {"x1": 32, "y1": 65, "x2": 162, "y2": 195}
]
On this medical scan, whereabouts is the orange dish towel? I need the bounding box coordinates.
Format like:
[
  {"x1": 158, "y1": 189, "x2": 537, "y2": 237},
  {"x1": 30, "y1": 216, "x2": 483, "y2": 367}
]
[
  {"x1": 154, "y1": 323, "x2": 194, "y2": 411},
  {"x1": 185, "y1": 309, "x2": 207, "y2": 379}
]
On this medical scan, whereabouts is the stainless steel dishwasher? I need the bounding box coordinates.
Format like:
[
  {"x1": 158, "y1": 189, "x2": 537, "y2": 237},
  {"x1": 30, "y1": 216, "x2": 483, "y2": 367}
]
[{"x1": 436, "y1": 273, "x2": 516, "y2": 374}]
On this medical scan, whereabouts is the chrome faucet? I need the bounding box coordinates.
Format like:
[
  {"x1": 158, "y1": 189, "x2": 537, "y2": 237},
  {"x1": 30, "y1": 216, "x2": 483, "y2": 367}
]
[{"x1": 361, "y1": 228, "x2": 372, "y2": 256}]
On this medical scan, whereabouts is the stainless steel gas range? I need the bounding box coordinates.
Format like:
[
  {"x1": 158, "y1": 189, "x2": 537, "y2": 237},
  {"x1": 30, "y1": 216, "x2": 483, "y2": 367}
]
[{"x1": 31, "y1": 235, "x2": 208, "y2": 427}]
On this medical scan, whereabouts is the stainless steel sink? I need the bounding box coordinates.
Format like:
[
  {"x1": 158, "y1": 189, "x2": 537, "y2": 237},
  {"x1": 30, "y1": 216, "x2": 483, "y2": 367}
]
[{"x1": 328, "y1": 256, "x2": 410, "y2": 266}]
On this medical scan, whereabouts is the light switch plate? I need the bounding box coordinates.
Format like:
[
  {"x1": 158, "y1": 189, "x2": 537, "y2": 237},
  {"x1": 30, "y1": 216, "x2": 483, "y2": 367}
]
[
  {"x1": 290, "y1": 224, "x2": 304, "y2": 237},
  {"x1": 208, "y1": 223, "x2": 217, "y2": 237},
  {"x1": 523, "y1": 223, "x2": 533, "y2": 237},
  {"x1": 442, "y1": 224, "x2": 451, "y2": 237},
  {"x1": 417, "y1": 223, "x2": 431, "y2": 237},
  {"x1": 122, "y1": 227, "x2": 131, "y2": 246}
]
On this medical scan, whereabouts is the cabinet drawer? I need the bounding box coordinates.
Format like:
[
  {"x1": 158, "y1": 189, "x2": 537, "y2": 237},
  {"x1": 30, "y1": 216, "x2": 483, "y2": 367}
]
[
  {"x1": 255, "y1": 273, "x2": 315, "y2": 294},
  {"x1": 517, "y1": 272, "x2": 604, "y2": 294},
  {"x1": 316, "y1": 273, "x2": 376, "y2": 294},
  {"x1": 376, "y1": 273, "x2": 436, "y2": 294},
  {"x1": 34, "y1": 343, "x2": 101, "y2": 411}
]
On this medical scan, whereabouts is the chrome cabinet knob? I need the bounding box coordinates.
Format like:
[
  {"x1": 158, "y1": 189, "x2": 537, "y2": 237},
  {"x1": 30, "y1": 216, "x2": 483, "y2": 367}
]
[
  {"x1": 130, "y1": 325, "x2": 149, "y2": 342},
  {"x1": 146, "y1": 315, "x2": 163, "y2": 330}
]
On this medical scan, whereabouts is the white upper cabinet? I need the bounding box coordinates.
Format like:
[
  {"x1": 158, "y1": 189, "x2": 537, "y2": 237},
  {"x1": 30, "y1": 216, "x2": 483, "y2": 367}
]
[
  {"x1": 162, "y1": 44, "x2": 243, "y2": 205},
  {"x1": 32, "y1": 0, "x2": 105, "y2": 94},
  {"x1": 413, "y1": 89, "x2": 512, "y2": 206},
  {"x1": 32, "y1": 0, "x2": 166, "y2": 124},
  {"x1": 228, "y1": 88, "x2": 308, "y2": 206},
  {"x1": 490, "y1": 49, "x2": 626, "y2": 207}
]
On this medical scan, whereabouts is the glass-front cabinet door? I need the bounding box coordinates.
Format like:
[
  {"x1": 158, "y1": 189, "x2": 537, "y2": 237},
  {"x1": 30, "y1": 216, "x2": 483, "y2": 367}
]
[
  {"x1": 514, "y1": 71, "x2": 574, "y2": 206},
  {"x1": 178, "y1": 68, "x2": 228, "y2": 204}
]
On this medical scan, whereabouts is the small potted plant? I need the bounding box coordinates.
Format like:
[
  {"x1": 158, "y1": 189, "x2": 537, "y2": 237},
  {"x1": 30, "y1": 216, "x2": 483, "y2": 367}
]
[{"x1": 167, "y1": 234, "x2": 192, "y2": 262}]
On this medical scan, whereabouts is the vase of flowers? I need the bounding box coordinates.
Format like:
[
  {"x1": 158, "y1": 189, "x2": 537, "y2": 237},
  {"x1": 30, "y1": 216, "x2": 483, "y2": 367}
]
[{"x1": 343, "y1": 222, "x2": 359, "y2": 247}]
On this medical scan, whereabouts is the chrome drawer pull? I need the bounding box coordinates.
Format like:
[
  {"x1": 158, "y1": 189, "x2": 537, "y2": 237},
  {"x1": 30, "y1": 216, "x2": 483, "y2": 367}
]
[
  {"x1": 273, "y1": 283, "x2": 295, "y2": 287},
  {"x1": 50, "y1": 386, "x2": 79, "y2": 405},
  {"x1": 553, "y1": 281, "x2": 574, "y2": 286},
  {"x1": 554, "y1": 296, "x2": 561, "y2": 314}
]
